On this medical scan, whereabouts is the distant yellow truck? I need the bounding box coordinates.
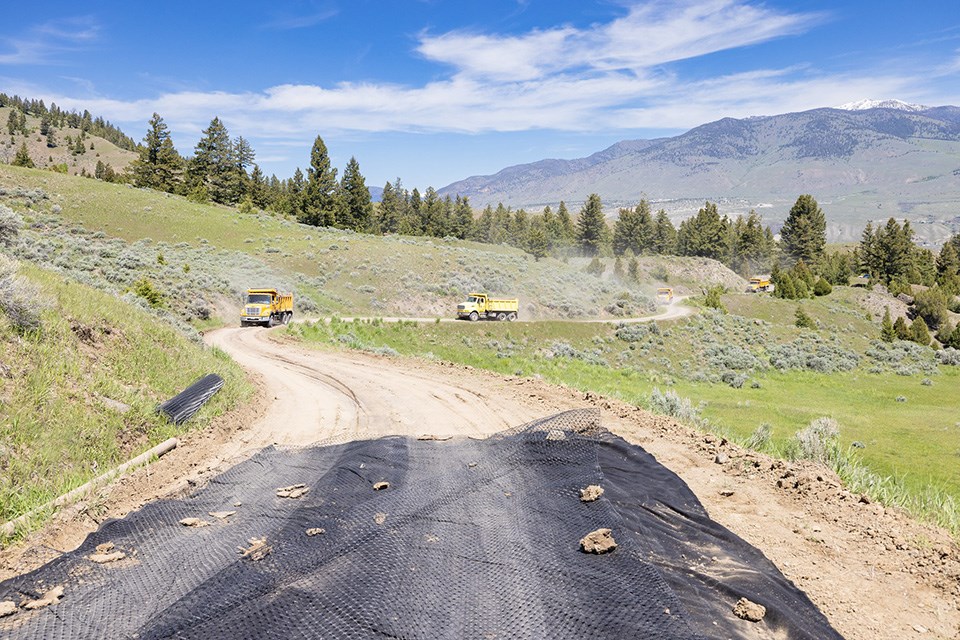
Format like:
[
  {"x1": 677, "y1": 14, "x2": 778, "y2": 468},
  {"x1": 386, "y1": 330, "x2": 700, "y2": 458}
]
[
  {"x1": 241, "y1": 288, "x2": 294, "y2": 327},
  {"x1": 656, "y1": 287, "x2": 674, "y2": 302},
  {"x1": 747, "y1": 277, "x2": 773, "y2": 293},
  {"x1": 457, "y1": 292, "x2": 519, "y2": 321}
]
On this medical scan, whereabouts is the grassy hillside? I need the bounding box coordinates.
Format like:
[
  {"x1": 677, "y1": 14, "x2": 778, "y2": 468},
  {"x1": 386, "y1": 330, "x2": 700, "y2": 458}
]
[
  {"x1": 0, "y1": 164, "x2": 736, "y2": 322},
  {"x1": 0, "y1": 257, "x2": 250, "y2": 539},
  {"x1": 0, "y1": 107, "x2": 136, "y2": 177}
]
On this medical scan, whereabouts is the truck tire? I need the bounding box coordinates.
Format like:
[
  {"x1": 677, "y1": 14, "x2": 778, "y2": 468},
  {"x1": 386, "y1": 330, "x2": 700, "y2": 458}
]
[
  {"x1": 497, "y1": 312, "x2": 507, "y2": 321},
  {"x1": 268, "y1": 314, "x2": 277, "y2": 328},
  {"x1": 469, "y1": 311, "x2": 479, "y2": 322},
  {"x1": 507, "y1": 312, "x2": 517, "y2": 321}
]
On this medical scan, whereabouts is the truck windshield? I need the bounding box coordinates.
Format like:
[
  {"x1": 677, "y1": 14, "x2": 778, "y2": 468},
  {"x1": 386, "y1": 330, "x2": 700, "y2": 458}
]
[
  {"x1": 467, "y1": 296, "x2": 481, "y2": 303},
  {"x1": 246, "y1": 294, "x2": 271, "y2": 304}
]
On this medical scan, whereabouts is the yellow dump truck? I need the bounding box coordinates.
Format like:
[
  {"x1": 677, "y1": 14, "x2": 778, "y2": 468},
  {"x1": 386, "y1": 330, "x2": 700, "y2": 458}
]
[
  {"x1": 241, "y1": 288, "x2": 294, "y2": 327},
  {"x1": 457, "y1": 293, "x2": 519, "y2": 321},
  {"x1": 747, "y1": 277, "x2": 773, "y2": 293},
  {"x1": 656, "y1": 287, "x2": 674, "y2": 302}
]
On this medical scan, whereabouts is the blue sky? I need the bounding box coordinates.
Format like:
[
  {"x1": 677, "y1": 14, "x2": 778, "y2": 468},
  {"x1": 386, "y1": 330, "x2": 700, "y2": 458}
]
[{"x1": 2, "y1": 1, "x2": 959, "y2": 190}]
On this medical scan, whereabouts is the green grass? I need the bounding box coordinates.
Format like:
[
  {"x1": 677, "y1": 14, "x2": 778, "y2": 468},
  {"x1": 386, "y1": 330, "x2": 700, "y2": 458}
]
[
  {"x1": 0, "y1": 262, "x2": 251, "y2": 540},
  {"x1": 287, "y1": 305, "x2": 960, "y2": 534}
]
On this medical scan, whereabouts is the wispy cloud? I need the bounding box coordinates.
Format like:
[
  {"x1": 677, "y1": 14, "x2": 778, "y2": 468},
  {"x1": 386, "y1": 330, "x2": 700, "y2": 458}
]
[
  {"x1": 417, "y1": 0, "x2": 821, "y2": 81},
  {"x1": 262, "y1": 1, "x2": 338, "y2": 30},
  {"x1": 26, "y1": 1, "x2": 960, "y2": 160},
  {"x1": 0, "y1": 17, "x2": 99, "y2": 65}
]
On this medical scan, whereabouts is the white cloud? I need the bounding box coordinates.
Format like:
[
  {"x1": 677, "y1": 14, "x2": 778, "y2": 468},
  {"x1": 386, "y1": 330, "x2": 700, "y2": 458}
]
[
  {"x1": 416, "y1": 0, "x2": 820, "y2": 78},
  {"x1": 19, "y1": 1, "x2": 959, "y2": 172},
  {"x1": 0, "y1": 17, "x2": 99, "y2": 65}
]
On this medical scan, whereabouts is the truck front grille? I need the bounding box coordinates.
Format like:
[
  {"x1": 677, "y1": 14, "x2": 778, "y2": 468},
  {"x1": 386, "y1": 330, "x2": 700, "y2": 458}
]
[{"x1": 245, "y1": 306, "x2": 260, "y2": 316}]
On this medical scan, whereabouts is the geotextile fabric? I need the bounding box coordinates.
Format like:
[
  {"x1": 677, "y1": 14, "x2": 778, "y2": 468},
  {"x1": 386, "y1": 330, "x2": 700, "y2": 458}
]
[
  {"x1": 0, "y1": 410, "x2": 842, "y2": 639},
  {"x1": 156, "y1": 373, "x2": 224, "y2": 425}
]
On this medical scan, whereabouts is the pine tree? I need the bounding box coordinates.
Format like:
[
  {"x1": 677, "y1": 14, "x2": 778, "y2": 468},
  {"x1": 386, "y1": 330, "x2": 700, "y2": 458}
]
[
  {"x1": 781, "y1": 194, "x2": 826, "y2": 265},
  {"x1": 555, "y1": 201, "x2": 576, "y2": 248},
  {"x1": 613, "y1": 255, "x2": 624, "y2": 279},
  {"x1": 187, "y1": 117, "x2": 240, "y2": 204},
  {"x1": 508, "y1": 209, "x2": 529, "y2": 247},
  {"x1": 731, "y1": 210, "x2": 771, "y2": 276},
  {"x1": 576, "y1": 194, "x2": 607, "y2": 256},
  {"x1": 488, "y1": 203, "x2": 511, "y2": 245},
  {"x1": 774, "y1": 272, "x2": 796, "y2": 299},
  {"x1": 45, "y1": 128, "x2": 57, "y2": 148},
  {"x1": 936, "y1": 240, "x2": 960, "y2": 292},
  {"x1": 234, "y1": 136, "x2": 256, "y2": 171},
  {"x1": 612, "y1": 200, "x2": 654, "y2": 256},
  {"x1": 337, "y1": 156, "x2": 372, "y2": 232},
  {"x1": 132, "y1": 113, "x2": 183, "y2": 193},
  {"x1": 300, "y1": 135, "x2": 339, "y2": 227},
  {"x1": 399, "y1": 188, "x2": 423, "y2": 235},
  {"x1": 627, "y1": 256, "x2": 640, "y2": 282},
  {"x1": 281, "y1": 168, "x2": 306, "y2": 218},
  {"x1": 527, "y1": 217, "x2": 548, "y2": 261},
  {"x1": 377, "y1": 180, "x2": 401, "y2": 234},
  {"x1": 950, "y1": 324, "x2": 960, "y2": 350},
  {"x1": 248, "y1": 164, "x2": 270, "y2": 208},
  {"x1": 12, "y1": 142, "x2": 33, "y2": 168},
  {"x1": 651, "y1": 209, "x2": 677, "y2": 254},
  {"x1": 6, "y1": 110, "x2": 20, "y2": 135},
  {"x1": 676, "y1": 202, "x2": 728, "y2": 260},
  {"x1": 795, "y1": 306, "x2": 816, "y2": 330},
  {"x1": 909, "y1": 317, "x2": 930, "y2": 346},
  {"x1": 472, "y1": 205, "x2": 494, "y2": 243},
  {"x1": 893, "y1": 316, "x2": 910, "y2": 341},
  {"x1": 585, "y1": 257, "x2": 605, "y2": 276},
  {"x1": 880, "y1": 307, "x2": 896, "y2": 342},
  {"x1": 451, "y1": 195, "x2": 474, "y2": 239},
  {"x1": 873, "y1": 218, "x2": 915, "y2": 284},
  {"x1": 813, "y1": 277, "x2": 832, "y2": 296}
]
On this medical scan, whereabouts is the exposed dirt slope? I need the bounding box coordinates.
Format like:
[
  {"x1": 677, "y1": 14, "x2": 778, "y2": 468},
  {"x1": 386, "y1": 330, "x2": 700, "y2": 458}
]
[{"x1": 2, "y1": 327, "x2": 957, "y2": 639}]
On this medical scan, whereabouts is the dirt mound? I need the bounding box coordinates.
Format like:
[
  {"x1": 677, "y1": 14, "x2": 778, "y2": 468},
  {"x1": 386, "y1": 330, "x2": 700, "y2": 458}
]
[
  {"x1": 637, "y1": 256, "x2": 746, "y2": 292},
  {"x1": 855, "y1": 288, "x2": 911, "y2": 322}
]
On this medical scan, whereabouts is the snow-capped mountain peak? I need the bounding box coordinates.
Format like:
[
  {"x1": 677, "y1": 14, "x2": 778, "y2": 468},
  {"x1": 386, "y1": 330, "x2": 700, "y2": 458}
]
[{"x1": 836, "y1": 99, "x2": 928, "y2": 112}]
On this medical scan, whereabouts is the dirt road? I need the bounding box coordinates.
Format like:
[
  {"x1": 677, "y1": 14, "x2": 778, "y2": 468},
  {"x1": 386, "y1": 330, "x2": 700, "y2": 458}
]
[
  {"x1": 205, "y1": 327, "x2": 540, "y2": 448},
  {"x1": 3, "y1": 327, "x2": 958, "y2": 639}
]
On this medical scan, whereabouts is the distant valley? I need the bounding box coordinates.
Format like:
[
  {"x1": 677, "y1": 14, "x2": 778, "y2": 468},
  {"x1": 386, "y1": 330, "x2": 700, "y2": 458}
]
[{"x1": 439, "y1": 101, "x2": 960, "y2": 244}]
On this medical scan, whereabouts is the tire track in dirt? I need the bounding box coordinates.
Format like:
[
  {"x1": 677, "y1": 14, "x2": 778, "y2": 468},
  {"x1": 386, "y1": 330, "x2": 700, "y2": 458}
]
[{"x1": 205, "y1": 327, "x2": 531, "y2": 446}]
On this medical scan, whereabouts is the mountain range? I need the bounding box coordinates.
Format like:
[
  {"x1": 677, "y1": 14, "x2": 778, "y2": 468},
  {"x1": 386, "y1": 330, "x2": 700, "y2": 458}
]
[{"x1": 438, "y1": 101, "x2": 960, "y2": 244}]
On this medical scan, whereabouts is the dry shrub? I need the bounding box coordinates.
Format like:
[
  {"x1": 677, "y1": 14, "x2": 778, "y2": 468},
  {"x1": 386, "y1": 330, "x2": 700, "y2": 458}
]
[{"x1": 0, "y1": 254, "x2": 44, "y2": 333}]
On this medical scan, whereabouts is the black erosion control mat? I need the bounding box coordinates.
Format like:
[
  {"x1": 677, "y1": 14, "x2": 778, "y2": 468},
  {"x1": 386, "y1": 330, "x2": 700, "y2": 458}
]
[
  {"x1": 156, "y1": 373, "x2": 224, "y2": 425},
  {"x1": 0, "y1": 410, "x2": 843, "y2": 639}
]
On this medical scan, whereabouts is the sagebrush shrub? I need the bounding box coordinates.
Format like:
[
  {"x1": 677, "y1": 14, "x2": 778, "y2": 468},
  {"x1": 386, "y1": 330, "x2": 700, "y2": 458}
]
[
  {"x1": 648, "y1": 388, "x2": 701, "y2": 423},
  {"x1": 792, "y1": 417, "x2": 840, "y2": 464},
  {"x1": 0, "y1": 255, "x2": 44, "y2": 333}
]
